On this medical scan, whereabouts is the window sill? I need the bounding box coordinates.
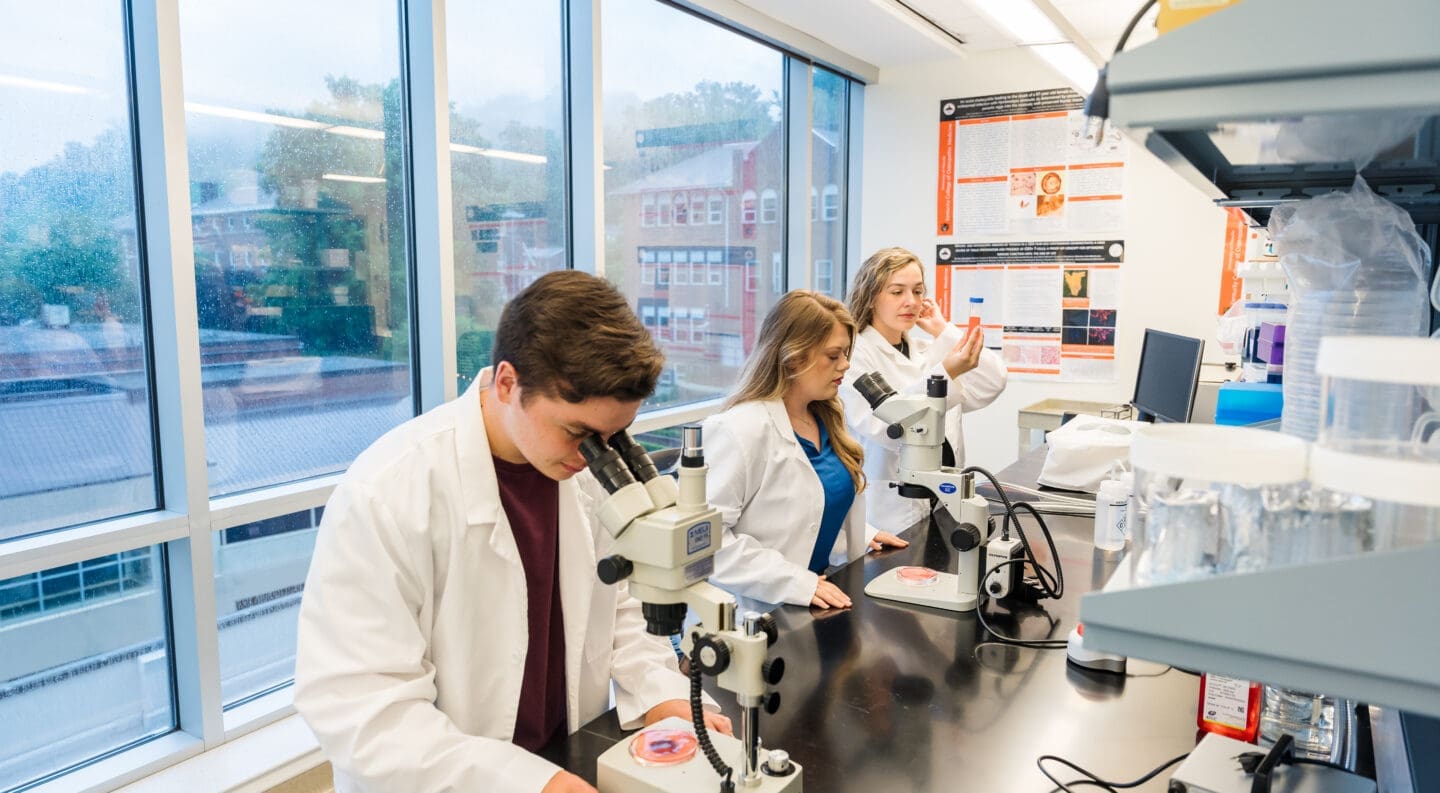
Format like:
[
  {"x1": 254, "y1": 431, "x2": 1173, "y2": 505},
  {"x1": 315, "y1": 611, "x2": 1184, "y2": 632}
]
[{"x1": 113, "y1": 715, "x2": 321, "y2": 793}]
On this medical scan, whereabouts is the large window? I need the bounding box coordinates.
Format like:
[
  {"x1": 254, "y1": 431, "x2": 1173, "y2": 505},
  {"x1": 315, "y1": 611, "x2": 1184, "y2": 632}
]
[
  {"x1": 448, "y1": 1, "x2": 568, "y2": 392},
  {"x1": 0, "y1": 547, "x2": 172, "y2": 787},
  {"x1": 0, "y1": 1, "x2": 857, "y2": 789},
  {"x1": 0, "y1": 2, "x2": 158, "y2": 542},
  {"x1": 603, "y1": 0, "x2": 787, "y2": 411},
  {"x1": 180, "y1": 0, "x2": 415, "y2": 497},
  {"x1": 811, "y1": 68, "x2": 849, "y2": 297}
]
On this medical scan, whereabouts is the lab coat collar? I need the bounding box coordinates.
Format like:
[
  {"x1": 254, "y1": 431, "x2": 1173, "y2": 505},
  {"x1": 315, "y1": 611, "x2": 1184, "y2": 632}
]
[
  {"x1": 860, "y1": 325, "x2": 910, "y2": 362},
  {"x1": 455, "y1": 369, "x2": 504, "y2": 528},
  {"x1": 761, "y1": 399, "x2": 802, "y2": 448}
]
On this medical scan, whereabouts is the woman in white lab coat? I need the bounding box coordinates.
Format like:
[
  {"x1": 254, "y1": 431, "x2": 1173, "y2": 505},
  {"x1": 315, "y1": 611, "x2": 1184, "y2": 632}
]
[
  {"x1": 704, "y1": 291, "x2": 908, "y2": 609},
  {"x1": 840, "y1": 247, "x2": 1009, "y2": 533}
]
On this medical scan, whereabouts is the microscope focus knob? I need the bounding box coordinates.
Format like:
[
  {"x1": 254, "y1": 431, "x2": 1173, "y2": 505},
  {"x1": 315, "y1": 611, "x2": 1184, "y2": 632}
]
[
  {"x1": 756, "y1": 613, "x2": 779, "y2": 647},
  {"x1": 766, "y1": 750, "x2": 792, "y2": 774},
  {"x1": 694, "y1": 635, "x2": 731, "y2": 676},
  {"x1": 762, "y1": 691, "x2": 782, "y2": 715},
  {"x1": 885, "y1": 423, "x2": 904, "y2": 440},
  {"x1": 950, "y1": 523, "x2": 981, "y2": 552},
  {"x1": 596, "y1": 555, "x2": 633, "y2": 585},
  {"x1": 761, "y1": 657, "x2": 785, "y2": 685}
]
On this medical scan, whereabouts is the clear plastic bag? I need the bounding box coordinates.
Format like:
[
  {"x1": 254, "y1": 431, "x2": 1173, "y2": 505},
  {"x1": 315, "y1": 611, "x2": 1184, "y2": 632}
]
[
  {"x1": 1268, "y1": 177, "x2": 1432, "y2": 440},
  {"x1": 1273, "y1": 112, "x2": 1427, "y2": 170}
]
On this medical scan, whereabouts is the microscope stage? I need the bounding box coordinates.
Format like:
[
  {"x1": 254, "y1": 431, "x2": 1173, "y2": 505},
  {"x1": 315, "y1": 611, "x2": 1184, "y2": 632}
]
[
  {"x1": 864, "y1": 567, "x2": 979, "y2": 612},
  {"x1": 597, "y1": 717, "x2": 802, "y2": 793}
]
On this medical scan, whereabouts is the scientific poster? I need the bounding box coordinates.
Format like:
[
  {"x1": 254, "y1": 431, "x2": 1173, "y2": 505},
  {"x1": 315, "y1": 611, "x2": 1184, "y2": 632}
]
[
  {"x1": 934, "y1": 240, "x2": 1124, "y2": 382},
  {"x1": 936, "y1": 89, "x2": 1125, "y2": 236}
]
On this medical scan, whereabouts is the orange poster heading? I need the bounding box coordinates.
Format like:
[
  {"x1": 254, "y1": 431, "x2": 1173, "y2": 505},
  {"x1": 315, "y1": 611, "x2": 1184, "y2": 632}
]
[
  {"x1": 1069, "y1": 194, "x2": 1123, "y2": 202},
  {"x1": 1010, "y1": 111, "x2": 1069, "y2": 121},
  {"x1": 956, "y1": 176, "x2": 1007, "y2": 184},
  {"x1": 1068, "y1": 162, "x2": 1125, "y2": 170},
  {"x1": 936, "y1": 120, "x2": 956, "y2": 236},
  {"x1": 1010, "y1": 165, "x2": 1067, "y2": 174}
]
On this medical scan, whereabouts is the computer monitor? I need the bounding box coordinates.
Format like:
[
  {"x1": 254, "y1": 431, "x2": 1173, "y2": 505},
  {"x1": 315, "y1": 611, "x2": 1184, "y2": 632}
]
[{"x1": 1131, "y1": 329, "x2": 1205, "y2": 423}]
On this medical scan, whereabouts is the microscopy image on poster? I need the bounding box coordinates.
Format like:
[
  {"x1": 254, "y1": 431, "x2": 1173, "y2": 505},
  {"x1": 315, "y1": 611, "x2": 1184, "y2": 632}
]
[
  {"x1": 937, "y1": 89, "x2": 1125, "y2": 236},
  {"x1": 934, "y1": 240, "x2": 1124, "y2": 382}
]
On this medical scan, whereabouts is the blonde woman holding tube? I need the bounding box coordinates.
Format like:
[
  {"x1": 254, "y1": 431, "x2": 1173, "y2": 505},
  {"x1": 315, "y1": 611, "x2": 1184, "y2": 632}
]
[
  {"x1": 703, "y1": 291, "x2": 908, "y2": 609},
  {"x1": 841, "y1": 247, "x2": 1009, "y2": 534}
]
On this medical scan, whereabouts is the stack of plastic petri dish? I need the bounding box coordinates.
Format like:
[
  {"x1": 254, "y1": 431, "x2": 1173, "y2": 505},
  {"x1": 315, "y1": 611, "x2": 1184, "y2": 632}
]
[{"x1": 1307, "y1": 336, "x2": 1440, "y2": 556}]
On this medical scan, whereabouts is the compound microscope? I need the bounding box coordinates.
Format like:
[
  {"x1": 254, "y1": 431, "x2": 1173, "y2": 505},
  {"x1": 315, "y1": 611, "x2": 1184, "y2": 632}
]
[
  {"x1": 851, "y1": 372, "x2": 1025, "y2": 612},
  {"x1": 583, "y1": 426, "x2": 801, "y2": 793}
]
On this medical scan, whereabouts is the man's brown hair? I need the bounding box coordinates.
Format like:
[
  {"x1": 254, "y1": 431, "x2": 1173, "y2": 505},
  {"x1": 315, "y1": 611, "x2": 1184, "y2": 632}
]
[{"x1": 491, "y1": 270, "x2": 664, "y2": 403}]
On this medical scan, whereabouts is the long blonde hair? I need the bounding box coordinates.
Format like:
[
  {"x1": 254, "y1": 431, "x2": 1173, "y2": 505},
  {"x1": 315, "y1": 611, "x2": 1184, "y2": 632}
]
[
  {"x1": 847, "y1": 247, "x2": 924, "y2": 332},
  {"x1": 726, "y1": 291, "x2": 866, "y2": 492}
]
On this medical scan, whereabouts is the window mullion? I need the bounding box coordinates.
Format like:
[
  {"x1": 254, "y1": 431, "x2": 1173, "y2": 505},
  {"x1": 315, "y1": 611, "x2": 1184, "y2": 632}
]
[
  {"x1": 567, "y1": 0, "x2": 603, "y2": 276},
  {"x1": 129, "y1": 0, "x2": 225, "y2": 747},
  {"x1": 785, "y1": 57, "x2": 811, "y2": 293},
  {"x1": 406, "y1": 0, "x2": 459, "y2": 412}
]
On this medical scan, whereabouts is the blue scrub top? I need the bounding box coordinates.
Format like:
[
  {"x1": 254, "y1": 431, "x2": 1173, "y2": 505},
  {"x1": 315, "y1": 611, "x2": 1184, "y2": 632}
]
[{"x1": 795, "y1": 418, "x2": 856, "y2": 574}]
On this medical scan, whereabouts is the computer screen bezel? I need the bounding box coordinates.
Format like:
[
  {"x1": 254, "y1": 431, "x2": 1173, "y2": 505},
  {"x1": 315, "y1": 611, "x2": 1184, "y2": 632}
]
[{"x1": 1131, "y1": 328, "x2": 1205, "y2": 424}]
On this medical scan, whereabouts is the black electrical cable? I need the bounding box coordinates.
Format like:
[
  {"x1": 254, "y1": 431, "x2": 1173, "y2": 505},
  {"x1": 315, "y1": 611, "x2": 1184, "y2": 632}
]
[
  {"x1": 1112, "y1": 0, "x2": 1158, "y2": 58},
  {"x1": 975, "y1": 559, "x2": 1067, "y2": 649},
  {"x1": 1037, "y1": 751, "x2": 1189, "y2": 793},
  {"x1": 688, "y1": 639, "x2": 734, "y2": 793},
  {"x1": 965, "y1": 465, "x2": 1065, "y2": 600}
]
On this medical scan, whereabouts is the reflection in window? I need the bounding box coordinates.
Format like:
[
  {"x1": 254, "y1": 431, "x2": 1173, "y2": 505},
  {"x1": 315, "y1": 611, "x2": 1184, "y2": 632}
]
[
  {"x1": 0, "y1": 1, "x2": 158, "y2": 540},
  {"x1": 812, "y1": 69, "x2": 849, "y2": 296},
  {"x1": 822, "y1": 185, "x2": 841, "y2": 221},
  {"x1": 180, "y1": 0, "x2": 415, "y2": 496},
  {"x1": 602, "y1": 0, "x2": 786, "y2": 412},
  {"x1": 449, "y1": 1, "x2": 568, "y2": 392},
  {"x1": 215, "y1": 508, "x2": 320, "y2": 707},
  {"x1": 0, "y1": 547, "x2": 173, "y2": 788},
  {"x1": 759, "y1": 188, "x2": 778, "y2": 224}
]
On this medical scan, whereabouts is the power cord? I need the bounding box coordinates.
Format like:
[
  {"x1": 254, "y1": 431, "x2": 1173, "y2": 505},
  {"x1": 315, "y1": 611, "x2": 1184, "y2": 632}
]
[
  {"x1": 963, "y1": 466, "x2": 1065, "y2": 600},
  {"x1": 688, "y1": 639, "x2": 734, "y2": 793},
  {"x1": 975, "y1": 559, "x2": 1067, "y2": 649},
  {"x1": 1037, "y1": 751, "x2": 1189, "y2": 793}
]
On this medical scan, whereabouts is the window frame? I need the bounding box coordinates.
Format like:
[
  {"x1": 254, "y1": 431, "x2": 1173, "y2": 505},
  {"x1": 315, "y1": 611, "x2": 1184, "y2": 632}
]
[{"x1": 0, "y1": 2, "x2": 865, "y2": 790}]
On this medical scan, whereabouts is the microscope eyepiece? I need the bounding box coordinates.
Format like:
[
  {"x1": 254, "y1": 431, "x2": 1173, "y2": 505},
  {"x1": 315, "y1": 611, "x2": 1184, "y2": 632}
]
[
  {"x1": 579, "y1": 434, "x2": 637, "y2": 494},
  {"x1": 927, "y1": 374, "x2": 948, "y2": 399},
  {"x1": 681, "y1": 425, "x2": 704, "y2": 468},
  {"x1": 853, "y1": 372, "x2": 896, "y2": 409},
  {"x1": 607, "y1": 429, "x2": 660, "y2": 482}
]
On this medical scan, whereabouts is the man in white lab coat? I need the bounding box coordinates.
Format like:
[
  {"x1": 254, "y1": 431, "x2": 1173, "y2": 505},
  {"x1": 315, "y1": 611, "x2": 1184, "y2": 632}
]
[{"x1": 295, "y1": 271, "x2": 729, "y2": 793}]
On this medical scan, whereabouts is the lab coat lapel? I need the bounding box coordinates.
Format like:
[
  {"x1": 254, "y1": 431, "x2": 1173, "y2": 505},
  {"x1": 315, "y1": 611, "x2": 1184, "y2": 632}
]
[
  {"x1": 860, "y1": 325, "x2": 911, "y2": 366},
  {"x1": 455, "y1": 371, "x2": 518, "y2": 564},
  {"x1": 557, "y1": 477, "x2": 595, "y2": 728}
]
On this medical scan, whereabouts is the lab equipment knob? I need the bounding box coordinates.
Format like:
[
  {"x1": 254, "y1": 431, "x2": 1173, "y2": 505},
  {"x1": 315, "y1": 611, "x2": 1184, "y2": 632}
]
[
  {"x1": 596, "y1": 555, "x2": 633, "y2": 585},
  {"x1": 693, "y1": 635, "x2": 731, "y2": 676},
  {"x1": 762, "y1": 657, "x2": 785, "y2": 685},
  {"x1": 886, "y1": 423, "x2": 904, "y2": 440},
  {"x1": 756, "y1": 613, "x2": 779, "y2": 647},
  {"x1": 950, "y1": 523, "x2": 981, "y2": 552},
  {"x1": 764, "y1": 750, "x2": 793, "y2": 776},
  {"x1": 762, "y1": 691, "x2": 782, "y2": 715}
]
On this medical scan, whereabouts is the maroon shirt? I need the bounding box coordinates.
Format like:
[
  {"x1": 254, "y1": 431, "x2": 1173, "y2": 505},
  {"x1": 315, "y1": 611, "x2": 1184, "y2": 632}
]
[{"x1": 492, "y1": 456, "x2": 567, "y2": 752}]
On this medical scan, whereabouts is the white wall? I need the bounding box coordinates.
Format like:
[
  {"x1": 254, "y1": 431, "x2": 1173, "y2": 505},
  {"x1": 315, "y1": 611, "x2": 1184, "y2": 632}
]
[{"x1": 860, "y1": 47, "x2": 1230, "y2": 473}]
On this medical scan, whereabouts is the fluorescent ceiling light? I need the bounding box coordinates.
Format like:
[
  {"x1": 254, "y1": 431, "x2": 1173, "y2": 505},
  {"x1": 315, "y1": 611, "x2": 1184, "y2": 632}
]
[
  {"x1": 0, "y1": 74, "x2": 94, "y2": 94},
  {"x1": 325, "y1": 124, "x2": 385, "y2": 140},
  {"x1": 969, "y1": 0, "x2": 1063, "y2": 44},
  {"x1": 449, "y1": 142, "x2": 547, "y2": 165},
  {"x1": 186, "y1": 102, "x2": 326, "y2": 130},
  {"x1": 1030, "y1": 42, "x2": 1099, "y2": 94},
  {"x1": 322, "y1": 173, "x2": 385, "y2": 184}
]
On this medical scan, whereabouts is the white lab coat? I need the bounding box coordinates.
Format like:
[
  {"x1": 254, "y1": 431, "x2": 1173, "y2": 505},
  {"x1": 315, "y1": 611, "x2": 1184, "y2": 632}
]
[
  {"x1": 703, "y1": 399, "x2": 874, "y2": 606},
  {"x1": 840, "y1": 324, "x2": 1008, "y2": 532},
  {"x1": 294, "y1": 380, "x2": 693, "y2": 793}
]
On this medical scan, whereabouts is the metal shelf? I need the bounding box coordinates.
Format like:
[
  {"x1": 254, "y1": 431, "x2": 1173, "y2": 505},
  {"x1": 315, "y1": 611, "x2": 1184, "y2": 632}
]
[
  {"x1": 1080, "y1": 543, "x2": 1440, "y2": 718},
  {"x1": 1106, "y1": 0, "x2": 1440, "y2": 224}
]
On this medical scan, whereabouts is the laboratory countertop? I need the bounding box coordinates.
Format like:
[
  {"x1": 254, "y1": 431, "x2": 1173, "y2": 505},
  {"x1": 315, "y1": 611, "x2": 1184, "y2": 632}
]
[{"x1": 542, "y1": 453, "x2": 1202, "y2": 792}]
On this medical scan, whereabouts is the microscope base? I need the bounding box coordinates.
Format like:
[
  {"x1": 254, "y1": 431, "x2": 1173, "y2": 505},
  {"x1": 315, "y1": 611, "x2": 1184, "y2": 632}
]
[
  {"x1": 863, "y1": 567, "x2": 978, "y2": 612},
  {"x1": 597, "y1": 717, "x2": 803, "y2": 793}
]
